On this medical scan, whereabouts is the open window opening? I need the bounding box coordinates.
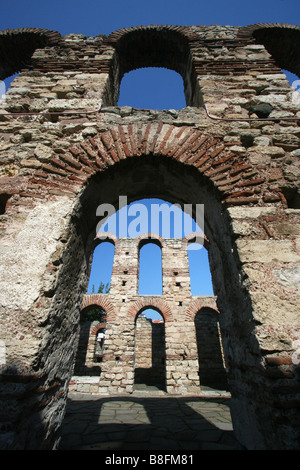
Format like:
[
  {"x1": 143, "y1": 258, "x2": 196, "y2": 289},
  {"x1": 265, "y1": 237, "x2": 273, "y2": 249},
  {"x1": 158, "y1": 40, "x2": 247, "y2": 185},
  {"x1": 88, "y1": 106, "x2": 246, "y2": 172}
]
[
  {"x1": 138, "y1": 241, "x2": 163, "y2": 295},
  {"x1": 87, "y1": 241, "x2": 115, "y2": 294},
  {"x1": 134, "y1": 308, "x2": 166, "y2": 391},
  {"x1": 111, "y1": 27, "x2": 201, "y2": 107},
  {"x1": 188, "y1": 241, "x2": 214, "y2": 296},
  {"x1": 118, "y1": 67, "x2": 186, "y2": 110}
]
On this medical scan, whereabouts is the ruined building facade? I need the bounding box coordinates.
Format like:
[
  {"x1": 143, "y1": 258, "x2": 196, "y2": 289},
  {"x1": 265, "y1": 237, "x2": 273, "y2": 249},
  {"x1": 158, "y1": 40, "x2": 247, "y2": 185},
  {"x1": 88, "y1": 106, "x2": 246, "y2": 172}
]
[
  {"x1": 70, "y1": 234, "x2": 228, "y2": 395},
  {"x1": 0, "y1": 23, "x2": 299, "y2": 450}
]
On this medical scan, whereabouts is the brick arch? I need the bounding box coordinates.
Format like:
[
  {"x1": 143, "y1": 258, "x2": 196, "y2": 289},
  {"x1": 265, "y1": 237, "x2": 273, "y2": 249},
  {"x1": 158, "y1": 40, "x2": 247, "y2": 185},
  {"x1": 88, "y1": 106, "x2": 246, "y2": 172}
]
[
  {"x1": 81, "y1": 294, "x2": 117, "y2": 323},
  {"x1": 138, "y1": 232, "x2": 164, "y2": 249},
  {"x1": 184, "y1": 232, "x2": 210, "y2": 250},
  {"x1": 104, "y1": 25, "x2": 199, "y2": 106},
  {"x1": 238, "y1": 23, "x2": 300, "y2": 77},
  {"x1": 0, "y1": 28, "x2": 61, "y2": 80},
  {"x1": 237, "y1": 23, "x2": 300, "y2": 39},
  {"x1": 94, "y1": 232, "x2": 118, "y2": 245},
  {"x1": 31, "y1": 122, "x2": 283, "y2": 207},
  {"x1": 105, "y1": 25, "x2": 195, "y2": 77},
  {"x1": 185, "y1": 298, "x2": 219, "y2": 322},
  {"x1": 90, "y1": 323, "x2": 107, "y2": 336},
  {"x1": 127, "y1": 297, "x2": 174, "y2": 323},
  {"x1": 106, "y1": 24, "x2": 199, "y2": 45}
]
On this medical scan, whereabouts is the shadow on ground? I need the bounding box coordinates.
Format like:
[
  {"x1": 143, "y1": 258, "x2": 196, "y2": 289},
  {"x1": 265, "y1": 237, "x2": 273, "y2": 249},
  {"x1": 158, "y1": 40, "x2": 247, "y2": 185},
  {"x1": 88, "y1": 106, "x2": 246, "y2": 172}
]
[{"x1": 58, "y1": 390, "x2": 243, "y2": 450}]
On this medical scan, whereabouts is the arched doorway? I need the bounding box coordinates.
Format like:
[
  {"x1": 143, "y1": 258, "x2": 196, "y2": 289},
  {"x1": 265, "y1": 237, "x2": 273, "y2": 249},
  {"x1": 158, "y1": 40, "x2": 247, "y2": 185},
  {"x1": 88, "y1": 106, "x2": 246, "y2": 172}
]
[
  {"x1": 134, "y1": 308, "x2": 166, "y2": 391},
  {"x1": 72, "y1": 150, "x2": 258, "y2": 388},
  {"x1": 73, "y1": 305, "x2": 107, "y2": 376},
  {"x1": 15, "y1": 118, "x2": 276, "y2": 448}
]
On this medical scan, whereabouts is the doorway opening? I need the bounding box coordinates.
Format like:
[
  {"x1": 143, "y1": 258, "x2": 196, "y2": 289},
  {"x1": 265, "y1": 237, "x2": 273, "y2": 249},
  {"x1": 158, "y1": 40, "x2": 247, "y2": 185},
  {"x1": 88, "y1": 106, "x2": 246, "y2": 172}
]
[
  {"x1": 73, "y1": 305, "x2": 107, "y2": 376},
  {"x1": 195, "y1": 308, "x2": 228, "y2": 392},
  {"x1": 134, "y1": 308, "x2": 166, "y2": 391}
]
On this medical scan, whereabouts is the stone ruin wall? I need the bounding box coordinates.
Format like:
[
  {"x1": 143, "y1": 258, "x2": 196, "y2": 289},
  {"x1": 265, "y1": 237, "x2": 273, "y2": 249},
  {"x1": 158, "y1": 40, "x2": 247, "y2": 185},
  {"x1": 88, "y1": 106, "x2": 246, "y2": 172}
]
[
  {"x1": 0, "y1": 23, "x2": 299, "y2": 450},
  {"x1": 70, "y1": 236, "x2": 225, "y2": 396},
  {"x1": 72, "y1": 305, "x2": 227, "y2": 394}
]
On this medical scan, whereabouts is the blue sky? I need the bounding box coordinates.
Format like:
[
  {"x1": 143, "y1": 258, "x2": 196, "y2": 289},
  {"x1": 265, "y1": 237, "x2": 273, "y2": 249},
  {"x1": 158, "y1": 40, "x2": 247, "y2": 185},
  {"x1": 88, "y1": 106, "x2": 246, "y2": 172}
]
[
  {"x1": 1, "y1": 0, "x2": 299, "y2": 36},
  {"x1": 1, "y1": 1, "x2": 299, "y2": 103},
  {"x1": 88, "y1": 198, "x2": 213, "y2": 302},
  {"x1": 1, "y1": 0, "x2": 299, "y2": 318},
  {"x1": 1, "y1": 0, "x2": 299, "y2": 103}
]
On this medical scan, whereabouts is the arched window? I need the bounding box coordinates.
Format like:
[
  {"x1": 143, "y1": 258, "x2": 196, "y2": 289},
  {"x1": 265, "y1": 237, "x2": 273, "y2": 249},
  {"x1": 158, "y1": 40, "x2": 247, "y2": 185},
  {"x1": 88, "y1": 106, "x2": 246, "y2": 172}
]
[
  {"x1": 87, "y1": 241, "x2": 115, "y2": 293},
  {"x1": 188, "y1": 242, "x2": 214, "y2": 295},
  {"x1": 112, "y1": 27, "x2": 199, "y2": 107},
  {"x1": 118, "y1": 67, "x2": 186, "y2": 110},
  {"x1": 138, "y1": 241, "x2": 163, "y2": 295}
]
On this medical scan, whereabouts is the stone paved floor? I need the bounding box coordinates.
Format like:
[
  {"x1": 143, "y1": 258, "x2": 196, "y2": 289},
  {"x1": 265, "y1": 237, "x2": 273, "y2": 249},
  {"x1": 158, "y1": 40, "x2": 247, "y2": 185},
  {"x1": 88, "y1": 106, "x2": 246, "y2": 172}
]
[{"x1": 59, "y1": 386, "x2": 243, "y2": 450}]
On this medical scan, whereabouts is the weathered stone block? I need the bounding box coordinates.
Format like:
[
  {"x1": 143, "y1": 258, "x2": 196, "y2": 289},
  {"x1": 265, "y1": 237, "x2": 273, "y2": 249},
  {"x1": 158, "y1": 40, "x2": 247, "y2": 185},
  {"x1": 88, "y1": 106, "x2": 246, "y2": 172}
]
[{"x1": 237, "y1": 240, "x2": 300, "y2": 264}]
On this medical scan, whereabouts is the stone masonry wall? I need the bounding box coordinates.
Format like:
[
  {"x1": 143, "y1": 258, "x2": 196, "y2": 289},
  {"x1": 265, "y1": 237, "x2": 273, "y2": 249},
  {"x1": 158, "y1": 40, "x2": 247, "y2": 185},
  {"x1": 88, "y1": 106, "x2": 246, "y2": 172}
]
[
  {"x1": 70, "y1": 237, "x2": 216, "y2": 395},
  {"x1": 70, "y1": 237, "x2": 225, "y2": 395},
  {"x1": 0, "y1": 24, "x2": 299, "y2": 450}
]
